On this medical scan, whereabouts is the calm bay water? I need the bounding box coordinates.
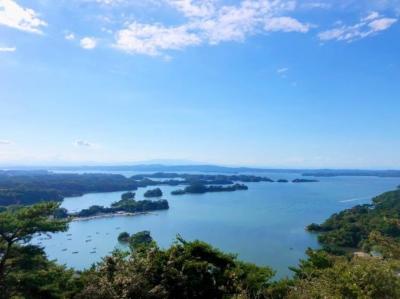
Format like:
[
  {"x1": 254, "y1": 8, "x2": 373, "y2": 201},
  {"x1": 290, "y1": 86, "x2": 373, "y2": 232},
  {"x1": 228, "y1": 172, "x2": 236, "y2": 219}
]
[{"x1": 35, "y1": 172, "x2": 400, "y2": 278}]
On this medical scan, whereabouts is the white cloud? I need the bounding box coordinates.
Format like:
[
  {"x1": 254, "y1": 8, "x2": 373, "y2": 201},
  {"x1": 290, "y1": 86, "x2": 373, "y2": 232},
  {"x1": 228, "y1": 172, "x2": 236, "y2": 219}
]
[
  {"x1": 318, "y1": 13, "x2": 397, "y2": 42},
  {"x1": 0, "y1": 139, "x2": 12, "y2": 145},
  {"x1": 166, "y1": 0, "x2": 216, "y2": 18},
  {"x1": 65, "y1": 33, "x2": 75, "y2": 40},
  {"x1": 114, "y1": 22, "x2": 201, "y2": 55},
  {"x1": 80, "y1": 37, "x2": 97, "y2": 49},
  {"x1": 302, "y1": 2, "x2": 331, "y2": 9},
  {"x1": 277, "y1": 67, "x2": 289, "y2": 74},
  {"x1": 96, "y1": 0, "x2": 121, "y2": 4},
  {"x1": 265, "y1": 17, "x2": 310, "y2": 33},
  {"x1": 114, "y1": 0, "x2": 310, "y2": 56},
  {"x1": 0, "y1": 0, "x2": 47, "y2": 34},
  {"x1": 362, "y1": 11, "x2": 380, "y2": 22},
  {"x1": 369, "y1": 18, "x2": 397, "y2": 31},
  {"x1": 0, "y1": 46, "x2": 15, "y2": 52},
  {"x1": 86, "y1": 0, "x2": 125, "y2": 5},
  {"x1": 74, "y1": 140, "x2": 93, "y2": 147}
]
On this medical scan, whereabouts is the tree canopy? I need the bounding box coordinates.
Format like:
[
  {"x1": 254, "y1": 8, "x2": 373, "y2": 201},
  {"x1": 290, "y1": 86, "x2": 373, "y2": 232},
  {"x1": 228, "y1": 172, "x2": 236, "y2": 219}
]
[{"x1": 0, "y1": 202, "x2": 78, "y2": 298}]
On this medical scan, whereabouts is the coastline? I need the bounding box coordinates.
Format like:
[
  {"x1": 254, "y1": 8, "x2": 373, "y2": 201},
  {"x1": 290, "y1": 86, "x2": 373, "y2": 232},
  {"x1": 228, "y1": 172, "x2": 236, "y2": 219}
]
[{"x1": 71, "y1": 211, "x2": 155, "y2": 222}]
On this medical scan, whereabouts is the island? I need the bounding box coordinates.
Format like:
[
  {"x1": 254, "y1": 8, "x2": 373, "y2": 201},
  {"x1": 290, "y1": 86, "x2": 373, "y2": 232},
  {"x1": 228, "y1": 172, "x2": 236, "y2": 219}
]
[
  {"x1": 171, "y1": 183, "x2": 248, "y2": 195},
  {"x1": 117, "y1": 230, "x2": 154, "y2": 249},
  {"x1": 144, "y1": 188, "x2": 163, "y2": 198},
  {"x1": 121, "y1": 191, "x2": 135, "y2": 200},
  {"x1": 292, "y1": 178, "x2": 319, "y2": 183},
  {"x1": 117, "y1": 231, "x2": 130, "y2": 242},
  {"x1": 65, "y1": 197, "x2": 169, "y2": 220},
  {"x1": 277, "y1": 179, "x2": 289, "y2": 183}
]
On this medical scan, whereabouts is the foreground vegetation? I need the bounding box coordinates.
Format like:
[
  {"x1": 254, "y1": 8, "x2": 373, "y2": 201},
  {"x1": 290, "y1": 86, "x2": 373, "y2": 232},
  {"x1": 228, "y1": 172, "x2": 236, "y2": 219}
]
[
  {"x1": 307, "y1": 188, "x2": 400, "y2": 255},
  {"x1": 1, "y1": 188, "x2": 400, "y2": 298}
]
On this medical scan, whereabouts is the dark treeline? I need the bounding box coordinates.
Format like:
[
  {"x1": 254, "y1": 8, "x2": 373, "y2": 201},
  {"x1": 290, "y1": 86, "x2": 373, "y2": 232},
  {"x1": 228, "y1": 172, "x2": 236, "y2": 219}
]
[{"x1": 0, "y1": 171, "x2": 138, "y2": 206}]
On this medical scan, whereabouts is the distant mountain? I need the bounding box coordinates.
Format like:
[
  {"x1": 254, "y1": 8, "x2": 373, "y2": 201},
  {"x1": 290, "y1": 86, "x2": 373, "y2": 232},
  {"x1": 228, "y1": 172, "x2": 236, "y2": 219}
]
[{"x1": 48, "y1": 164, "x2": 304, "y2": 173}]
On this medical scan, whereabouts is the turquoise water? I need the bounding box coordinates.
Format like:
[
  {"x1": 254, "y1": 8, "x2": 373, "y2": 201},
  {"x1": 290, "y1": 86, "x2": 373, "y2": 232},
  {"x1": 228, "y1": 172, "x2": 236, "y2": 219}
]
[{"x1": 35, "y1": 172, "x2": 400, "y2": 278}]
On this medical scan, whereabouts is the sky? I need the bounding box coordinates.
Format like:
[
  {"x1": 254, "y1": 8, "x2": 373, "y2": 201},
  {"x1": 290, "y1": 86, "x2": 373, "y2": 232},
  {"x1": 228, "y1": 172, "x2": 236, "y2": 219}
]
[{"x1": 0, "y1": 0, "x2": 399, "y2": 168}]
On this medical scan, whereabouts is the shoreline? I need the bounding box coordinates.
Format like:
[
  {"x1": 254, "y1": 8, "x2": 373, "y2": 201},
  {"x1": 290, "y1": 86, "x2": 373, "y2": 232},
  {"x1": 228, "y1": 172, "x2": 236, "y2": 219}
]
[{"x1": 71, "y1": 211, "x2": 156, "y2": 222}]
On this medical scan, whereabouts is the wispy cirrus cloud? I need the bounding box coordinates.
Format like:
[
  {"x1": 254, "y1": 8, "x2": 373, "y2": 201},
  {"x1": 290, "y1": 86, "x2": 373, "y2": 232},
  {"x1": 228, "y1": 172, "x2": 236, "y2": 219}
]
[
  {"x1": 264, "y1": 17, "x2": 310, "y2": 32},
  {"x1": 114, "y1": 0, "x2": 311, "y2": 56},
  {"x1": 301, "y1": 1, "x2": 331, "y2": 10},
  {"x1": 74, "y1": 140, "x2": 94, "y2": 147},
  {"x1": 277, "y1": 67, "x2": 289, "y2": 74},
  {"x1": 0, "y1": 0, "x2": 47, "y2": 34},
  {"x1": 0, "y1": 139, "x2": 12, "y2": 145},
  {"x1": 318, "y1": 11, "x2": 397, "y2": 42},
  {"x1": 0, "y1": 46, "x2": 15, "y2": 52}
]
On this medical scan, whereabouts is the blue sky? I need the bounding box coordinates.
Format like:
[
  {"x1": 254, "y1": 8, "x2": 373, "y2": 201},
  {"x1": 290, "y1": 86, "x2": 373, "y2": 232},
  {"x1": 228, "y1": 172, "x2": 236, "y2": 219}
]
[{"x1": 0, "y1": 0, "x2": 399, "y2": 168}]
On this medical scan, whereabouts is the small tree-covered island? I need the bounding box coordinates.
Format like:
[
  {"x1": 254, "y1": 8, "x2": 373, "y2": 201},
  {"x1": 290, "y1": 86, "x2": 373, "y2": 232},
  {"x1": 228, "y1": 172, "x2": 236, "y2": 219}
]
[
  {"x1": 143, "y1": 188, "x2": 163, "y2": 198},
  {"x1": 171, "y1": 183, "x2": 249, "y2": 195},
  {"x1": 1, "y1": 185, "x2": 400, "y2": 298},
  {"x1": 58, "y1": 195, "x2": 169, "y2": 220}
]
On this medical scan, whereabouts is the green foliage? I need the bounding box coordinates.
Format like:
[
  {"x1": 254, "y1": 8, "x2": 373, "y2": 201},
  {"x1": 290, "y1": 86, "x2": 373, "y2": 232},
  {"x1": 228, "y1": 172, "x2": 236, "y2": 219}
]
[
  {"x1": 0, "y1": 202, "x2": 77, "y2": 298},
  {"x1": 143, "y1": 188, "x2": 163, "y2": 198},
  {"x1": 290, "y1": 248, "x2": 334, "y2": 279},
  {"x1": 289, "y1": 256, "x2": 400, "y2": 299},
  {"x1": 76, "y1": 199, "x2": 169, "y2": 217},
  {"x1": 362, "y1": 231, "x2": 400, "y2": 259},
  {"x1": 121, "y1": 191, "x2": 135, "y2": 200},
  {"x1": 171, "y1": 183, "x2": 249, "y2": 195},
  {"x1": 128, "y1": 231, "x2": 153, "y2": 250},
  {"x1": 307, "y1": 189, "x2": 400, "y2": 249},
  {"x1": 118, "y1": 231, "x2": 130, "y2": 243},
  {"x1": 77, "y1": 237, "x2": 275, "y2": 299},
  {"x1": 53, "y1": 207, "x2": 69, "y2": 219}
]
